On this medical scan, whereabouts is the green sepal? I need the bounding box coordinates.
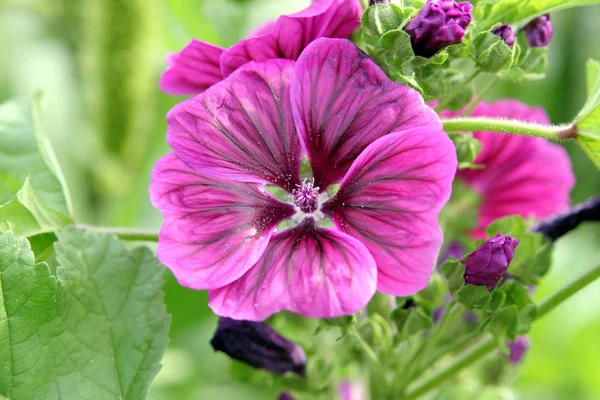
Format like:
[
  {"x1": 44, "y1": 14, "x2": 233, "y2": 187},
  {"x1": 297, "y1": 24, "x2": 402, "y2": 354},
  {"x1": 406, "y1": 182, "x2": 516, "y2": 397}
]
[
  {"x1": 381, "y1": 29, "x2": 415, "y2": 69},
  {"x1": 473, "y1": 31, "x2": 513, "y2": 72},
  {"x1": 440, "y1": 259, "x2": 466, "y2": 295},
  {"x1": 361, "y1": 3, "x2": 405, "y2": 37},
  {"x1": 456, "y1": 284, "x2": 492, "y2": 310},
  {"x1": 448, "y1": 132, "x2": 483, "y2": 169},
  {"x1": 486, "y1": 290, "x2": 506, "y2": 313},
  {"x1": 489, "y1": 305, "x2": 519, "y2": 343},
  {"x1": 391, "y1": 307, "x2": 433, "y2": 343}
]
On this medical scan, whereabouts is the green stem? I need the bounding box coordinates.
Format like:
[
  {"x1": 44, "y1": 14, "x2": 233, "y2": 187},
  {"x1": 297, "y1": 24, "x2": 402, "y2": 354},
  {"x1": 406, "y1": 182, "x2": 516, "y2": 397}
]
[
  {"x1": 404, "y1": 337, "x2": 496, "y2": 400},
  {"x1": 76, "y1": 224, "x2": 159, "y2": 242},
  {"x1": 462, "y1": 76, "x2": 499, "y2": 117},
  {"x1": 441, "y1": 117, "x2": 576, "y2": 141},
  {"x1": 351, "y1": 326, "x2": 381, "y2": 366},
  {"x1": 436, "y1": 71, "x2": 481, "y2": 111},
  {"x1": 404, "y1": 264, "x2": 600, "y2": 399},
  {"x1": 537, "y1": 264, "x2": 600, "y2": 319}
]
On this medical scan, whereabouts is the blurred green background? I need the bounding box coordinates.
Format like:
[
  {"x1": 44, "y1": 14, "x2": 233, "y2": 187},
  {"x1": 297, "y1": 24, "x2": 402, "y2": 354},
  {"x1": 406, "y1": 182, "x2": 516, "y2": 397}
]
[{"x1": 0, "y1": 0, "x2": 599, "y2": 399}]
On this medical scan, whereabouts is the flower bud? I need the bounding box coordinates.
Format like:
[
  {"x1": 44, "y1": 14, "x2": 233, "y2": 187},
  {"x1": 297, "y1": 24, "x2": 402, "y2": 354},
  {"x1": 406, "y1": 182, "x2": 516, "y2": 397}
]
[
  {"x1": 404, "y1": 0, "x2": 473, "y2": 58},
  {"x1": 523, "y1": 14, "x2": 553, "y2": 47},
  {"x1": 492, "y1": 23, "x2": 515, "y2": 48},
  {"x1": 534, "y1": 195, "x2": 600, "y2": 241},
  {"x1": 278, "y1": 392, "x2": 295, "y2": 400},
  {"x1": 463, "y1": 234, "x2": 519, "y2": 290},
  {"x1": 369, "y1": 0, "x2": 389, "y2": 4},
  {"x1": 507, "y1": 335, "x2": 530, "y2": 364},
  {"x1": 210, "y1": 317, "x2": 306, "y2": 376}
]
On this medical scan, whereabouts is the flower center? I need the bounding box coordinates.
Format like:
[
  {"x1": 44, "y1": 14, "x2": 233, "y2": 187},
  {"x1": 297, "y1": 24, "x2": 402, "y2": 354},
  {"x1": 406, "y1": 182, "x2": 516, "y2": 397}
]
[{"x1": 292, "y1": 178, "x2": 320, "y2": 213}]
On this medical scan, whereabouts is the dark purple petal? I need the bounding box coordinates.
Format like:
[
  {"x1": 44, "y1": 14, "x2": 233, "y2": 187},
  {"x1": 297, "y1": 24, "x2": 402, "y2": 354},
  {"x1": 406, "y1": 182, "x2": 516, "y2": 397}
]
[
  {"x1": 323, "y1": 129, "x2": 457, "y2": 296},
  {"x1": 166, "y1": 59, "x2": 302, "y2": 191},
  {"x1": 220, "y1": 0, "x2": 362, "y2": 77},
  {"x1": 492, "y1": 24, "x2": 515, "y2": 48},
  {"x1": 507, "y1": 335, "x2": 530, "y2": 364},
  {"x1": 523, "y1": 14, "x2": 553, "y2": 47},
  {"x1": 160, "y1": 39, "x2": 224, "y2": 96},
  {"x1": 149, "y1": 154, "x2": 294, "y2": 290},
  {"x1": 278, "y1": 392, "x2": 296, "y2": 400},
  {"x1": 211, "y1": 318, "x2": 306, "y2": 376},
  {"x1": 208, "y1": 219, "x2": 377, "y2": 320},
  {"x1": 404, "y1": 0, "x2": 473, "y2": 58},
  {"x1": 291, "y1": 38, "x2": 441, "y2": 188},
  {"x1": 534, "y1": 195, "x2": 600, "y2": 241},
  {"x1": 463, "y1": 234, "x2": 519, "y2": 290}
]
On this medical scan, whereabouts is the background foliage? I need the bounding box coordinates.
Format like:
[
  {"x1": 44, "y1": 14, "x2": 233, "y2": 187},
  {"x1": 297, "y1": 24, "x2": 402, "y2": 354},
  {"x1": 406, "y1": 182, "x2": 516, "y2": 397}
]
[{"x1": 0, "y1": 0, "x2": 599, "y2": 398}]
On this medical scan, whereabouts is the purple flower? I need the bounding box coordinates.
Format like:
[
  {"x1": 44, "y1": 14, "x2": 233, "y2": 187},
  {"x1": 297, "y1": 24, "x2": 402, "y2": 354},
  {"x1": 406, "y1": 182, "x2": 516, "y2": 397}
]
[
  {"x1": 492, "y1": 23, "x2": 515, "y2": 48},
  {"x1": 369, "y1": 0, "x2": 389, "y2": 4},
  {"x1": 278, "y1": 392, "x2": 295, "y2": 400},
  {"x1": 210, "y1": 318, "x2": 306, "y2": 376},
  {"x1": 523, "y1": 14, "x2": 553, "y2": 47},
  {"x1": 404, "y1": 0, "x2": 473, "y2": 58},
  {"x1": 463, "y1": 234, "x2": 519, "y2": 290},
  {"x1": 150, "y1": 38, "x2": 457, "y2": 320},
  {"x1": 507, "y1": 335, "x2": 530, "y2": 364},
  {"x1": 160, "y1": 0, "x2": 362, "y2": 95},
  {"x1": 339, "y1": 381, "x2": 367, "y2": 400}
]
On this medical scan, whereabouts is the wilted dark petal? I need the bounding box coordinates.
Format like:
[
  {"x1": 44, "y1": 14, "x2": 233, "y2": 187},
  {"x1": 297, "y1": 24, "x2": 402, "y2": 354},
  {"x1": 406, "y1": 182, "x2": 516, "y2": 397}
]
[
  {"x1": 211, "y1": 318, "x2": 306, "y2": 376},
  {"x1": 149, "y1": 154, "x2": 294, "y2": 290},
  {"x1": 534, "y1": 195, "x2": 600, "y2": 241},
  {"x1": 507, "y1": 335, "x2": 530, "y2": 364},
  {"x1": 463, "y1": 234, "x2": 519, "y2": 290},
  {"x1": 208, "y1": 219, "x2": 377, "y2": 320},
  {"x1": 292, "y1": 38, "x2": 441, "y2": 188},
  {"x1": 167, "y1": 59, "x2": 302, "y2": 191},
  {"x1": 160, "y1": 39, "x2": 224, "y2": 96},
  {"x1": 323, "y1": 129, "x2": 456, "y2": 296}
]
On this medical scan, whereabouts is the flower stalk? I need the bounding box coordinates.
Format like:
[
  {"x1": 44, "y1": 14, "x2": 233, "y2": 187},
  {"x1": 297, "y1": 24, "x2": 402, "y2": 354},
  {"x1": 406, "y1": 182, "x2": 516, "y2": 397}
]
[{"x1": 441, "y1": 117, "x2": 576, "y2": 140}]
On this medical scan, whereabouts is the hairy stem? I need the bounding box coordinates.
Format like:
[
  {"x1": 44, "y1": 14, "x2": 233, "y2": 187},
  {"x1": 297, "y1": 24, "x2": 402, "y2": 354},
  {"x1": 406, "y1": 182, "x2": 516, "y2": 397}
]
[
  {"x1": 75, "y1": 224, "x2": 159, "y2": 242},
  {"x1": 441, "y1": 117, "x2": 576, "y2": 141}
]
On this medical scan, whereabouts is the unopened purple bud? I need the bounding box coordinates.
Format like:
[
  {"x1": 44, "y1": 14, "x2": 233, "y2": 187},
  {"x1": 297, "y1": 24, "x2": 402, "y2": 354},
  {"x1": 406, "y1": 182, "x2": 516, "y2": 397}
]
[
  {"x1": 404, "y1": 0, "x2": 473, "y2": 58},
  {"x1": 534, "y1": 195, "x2": 600, "y2": 241},
  {"x1": 210, "y1": 318, "x2": 307, "y2": 376},
  {"x1": 369, "y1": 0, "x2": 389, "y2": 4},
  {"x1": 278, "y1": 392, "x2": 295, "y2": 400},
  {"x1": 507, "y1": 335, "x2": 530, "y2": 364},
  {"x1": 492, "y1": 23, "x2": 515, "y2": 48},
  {"x1": 463, "y1": 234, "x2": 519, "y2": 290},
  {"x1": 523, "y1": 14, "x2": 553, "y2": 47}
]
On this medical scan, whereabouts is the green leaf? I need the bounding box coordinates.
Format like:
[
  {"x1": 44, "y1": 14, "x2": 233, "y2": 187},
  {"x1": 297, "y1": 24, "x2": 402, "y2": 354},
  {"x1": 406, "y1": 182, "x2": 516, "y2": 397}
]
[
  {"x1": 0, "y1": 177, "x2": 71, "y2": 237},
  {"x1": 0, "y1": 97, "x2": 72, "y2": 216},
  {"x1": 456, "y1": 284, "x2": 491, "y2": 310},
  {"x1": 440, "y1": 259, "x2": 466, "y2": 295},
  {"x1": 575, "y1": 59, "x2": 600, "y2": 168},
  {"x1": 0, "y1": 228, "x2": 170, "y2": 399},
  {"x1": 474, "y1": 0, "x2": 600, "y2": 32},
  {"x1": 489, "y1": 305, "x2": 518, "y2": 342},
  {"x1": 381, "y1": 29, "x2": 415, "y2": 69}
]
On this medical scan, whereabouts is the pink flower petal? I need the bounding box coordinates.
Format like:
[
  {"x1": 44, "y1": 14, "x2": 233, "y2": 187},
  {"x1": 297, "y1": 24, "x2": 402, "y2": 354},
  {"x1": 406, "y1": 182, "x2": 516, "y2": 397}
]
[
  {"x1": 291, "y1": 38, "x2": 441, "y2": 188},
  {"x1": 322, "y1": 129, "x2": 457, "y2": 296},
  {"x1": 160, "y1": 39, "x2": 224, "y2": 96},
  {"x1": 149, "y1": 154, "x2": 295, "y2": 290},
  {"x1": 220, "y1": 0, "x2": 362, "y2": 78},
  {"x1": 441, "y1": 100, "x2": 574, "y2": 236},
  {"x1": 166, "y1": 59, "x2": 302, "y2": 191},
  {"x1": 208, "y1": 219, "x2": 377, "y2": 321}
]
